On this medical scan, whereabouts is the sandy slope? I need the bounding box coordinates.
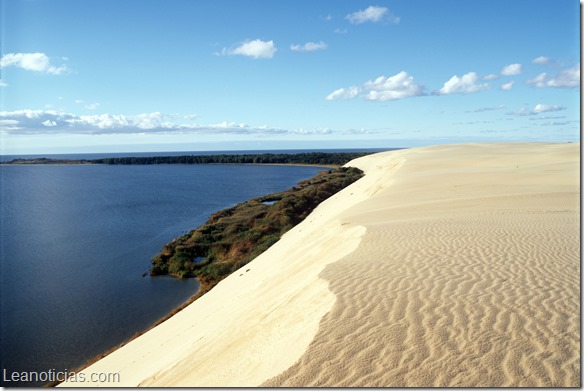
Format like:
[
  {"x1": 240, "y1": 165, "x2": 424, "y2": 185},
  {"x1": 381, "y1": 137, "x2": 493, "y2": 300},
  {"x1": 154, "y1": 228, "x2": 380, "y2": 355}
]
[{"x1": 60, "y1": 142, "x2": 580, "y2": 387}]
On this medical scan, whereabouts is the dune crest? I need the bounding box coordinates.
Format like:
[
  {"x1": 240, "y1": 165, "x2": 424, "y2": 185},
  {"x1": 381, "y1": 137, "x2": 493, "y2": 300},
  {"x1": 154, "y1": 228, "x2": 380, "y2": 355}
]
[{"x1": 263, "y1": 142, "x2": 580, "y2": 387}]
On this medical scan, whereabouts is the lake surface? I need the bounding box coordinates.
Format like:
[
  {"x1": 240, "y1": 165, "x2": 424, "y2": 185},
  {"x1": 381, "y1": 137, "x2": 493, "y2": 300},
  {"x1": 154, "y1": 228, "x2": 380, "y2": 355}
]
[{"x1": 0, "y1": 163, "x2": 326, "y2": 386}]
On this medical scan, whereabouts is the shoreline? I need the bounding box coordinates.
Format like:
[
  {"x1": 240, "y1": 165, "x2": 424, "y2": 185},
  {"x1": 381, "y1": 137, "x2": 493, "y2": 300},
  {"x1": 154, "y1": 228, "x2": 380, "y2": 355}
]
[{"x1": 58, "y1": 142, "x2": 580, "y2": 387}]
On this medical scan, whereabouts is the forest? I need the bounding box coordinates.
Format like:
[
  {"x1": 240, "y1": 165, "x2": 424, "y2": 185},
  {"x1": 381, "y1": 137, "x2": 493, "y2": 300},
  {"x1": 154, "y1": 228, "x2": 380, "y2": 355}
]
[{"x1": 93, "y1": 152, "x2": 372, "y2": 165}]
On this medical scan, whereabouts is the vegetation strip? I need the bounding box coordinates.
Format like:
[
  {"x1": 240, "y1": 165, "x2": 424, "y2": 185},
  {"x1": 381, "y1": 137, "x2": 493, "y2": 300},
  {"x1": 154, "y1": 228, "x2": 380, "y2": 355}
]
[{"x1": 150, "y1": 166, "x2": 365, "y2": 294}]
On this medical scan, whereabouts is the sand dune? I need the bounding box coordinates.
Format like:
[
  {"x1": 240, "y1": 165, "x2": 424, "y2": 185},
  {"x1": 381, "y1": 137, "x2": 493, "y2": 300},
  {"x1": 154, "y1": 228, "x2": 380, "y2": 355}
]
[{"x1": 60, "y1": 142, "x2": 580, "y2": 387}]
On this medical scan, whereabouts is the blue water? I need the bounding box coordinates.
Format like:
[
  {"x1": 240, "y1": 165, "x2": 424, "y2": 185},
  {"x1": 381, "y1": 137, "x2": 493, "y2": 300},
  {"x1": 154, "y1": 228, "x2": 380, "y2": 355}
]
[{"x1": 0, "y1": 163, "x2": 327, "y2": 386}]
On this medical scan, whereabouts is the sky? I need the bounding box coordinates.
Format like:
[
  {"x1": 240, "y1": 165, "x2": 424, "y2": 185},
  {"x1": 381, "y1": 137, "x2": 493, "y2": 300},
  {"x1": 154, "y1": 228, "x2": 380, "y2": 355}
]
[{"x1": 0, "y1": 0, "x2": 580, "y2": 154}]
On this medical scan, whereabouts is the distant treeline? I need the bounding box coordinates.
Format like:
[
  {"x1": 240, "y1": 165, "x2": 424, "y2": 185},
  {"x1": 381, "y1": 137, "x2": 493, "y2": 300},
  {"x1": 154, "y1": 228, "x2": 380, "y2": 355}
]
[
  {"x1": 3, "y1": 157, "x2": 93, "y2": 165},
  {"x1": 91, "y1": 152, "x2": 374, "y2": 166},
  {"x1": 3, "y1": 152, "x2": 376, "y2": 166},
  {"x1": 0, "y1": 152, "x2": 384, "y2": 166}
]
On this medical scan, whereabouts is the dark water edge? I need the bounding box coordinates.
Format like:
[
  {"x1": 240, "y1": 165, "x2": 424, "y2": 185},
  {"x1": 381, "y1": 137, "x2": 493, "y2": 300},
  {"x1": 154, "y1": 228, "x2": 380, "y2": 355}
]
[{"x1": 0, "y1": 163, "x2": 329, "y2": 387}]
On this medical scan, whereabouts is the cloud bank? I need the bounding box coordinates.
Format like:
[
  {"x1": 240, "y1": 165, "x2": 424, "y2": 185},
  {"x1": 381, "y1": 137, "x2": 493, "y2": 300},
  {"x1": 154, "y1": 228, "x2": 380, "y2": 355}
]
[{"x1": 0, "y1": 110, "x2": 331, "y2": 136}]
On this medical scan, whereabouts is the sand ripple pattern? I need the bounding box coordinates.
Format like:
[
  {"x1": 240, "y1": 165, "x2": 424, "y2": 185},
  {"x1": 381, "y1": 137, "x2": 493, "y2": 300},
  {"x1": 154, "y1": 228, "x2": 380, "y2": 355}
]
[{"x1": 264, "y1": 208, "x2": 580, "y2": 387}]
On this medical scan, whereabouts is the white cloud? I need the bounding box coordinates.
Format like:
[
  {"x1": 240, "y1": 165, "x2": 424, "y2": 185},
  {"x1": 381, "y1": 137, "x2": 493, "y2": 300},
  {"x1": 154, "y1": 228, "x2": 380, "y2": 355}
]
[
  {"x1": 290, "y1": 41, "x2": 327, "y2": 52},
  {"x1": 221, "y1": 39, "x2": 277, "y2": 59},
  {"x1": 532, "y1": 56, "x2": 550, "y2": 64},
  {"x1": 0, "y1": 80, "x2": 7, "y2": 88},
  {"x1": 483, "y1": 74, "x2": 499, "y2": 81},
  {"x1": 527, "y1": 64, "x2": 580, "y2": 88},
  {"x1": 500, "y1": 81, "x2": 514, "y2": 91},
  {"x1": 507, "y1": 104, "x2": 566, "y2": 116},
  {"x1": 501, "y1": 63, "x2": 522, "y2": 76},
  {"x1": 326, "y1": 71, "x2": 425, "y2": 101},
  {"x1": 435, "y1": 72, "x2": 489, "y2": 95},
  {"x1": 42, "y1": 120, "x2": 57, "y2": 127},
  {"x1": 209, "y1": 121, "x2": 251, "y2": 130},
  {"x1": 333, "y1": 28, "x2": 348, "y2": 34},
  {"x1": 346, "y1": 6, "x2": 399, "y2": 24},
  {"x1": 362, "y1": 72, "x2": 425, "y2": 101},
  {"x1": 325, "y1": 86, "x2": 360, "y2": 100},
  {"x1": 532, "y1": 104, "x2": 565, "y2": 113},
  {"x1": 0, "y1": 52, "x2": 68, "y2": 75},
  {"x1": 531, "y1": 56, "x2": 564, "y2": 68}
]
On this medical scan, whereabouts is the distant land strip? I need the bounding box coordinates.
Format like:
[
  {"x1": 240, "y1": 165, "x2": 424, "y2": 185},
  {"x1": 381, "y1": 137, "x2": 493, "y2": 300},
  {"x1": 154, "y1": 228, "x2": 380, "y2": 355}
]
[{"x1": 2, "y1": 152, "x2": 381, "y2": 166}]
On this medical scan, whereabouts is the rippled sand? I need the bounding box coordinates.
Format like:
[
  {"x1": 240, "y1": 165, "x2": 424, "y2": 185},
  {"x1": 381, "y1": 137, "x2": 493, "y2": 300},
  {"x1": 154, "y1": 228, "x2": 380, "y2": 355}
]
[
  {"x1": 61, "y1": 142, "x2": 580, "y2": 387},
  {"x1": 264, "y1": 142, "x2": 580, "y2": 387}
]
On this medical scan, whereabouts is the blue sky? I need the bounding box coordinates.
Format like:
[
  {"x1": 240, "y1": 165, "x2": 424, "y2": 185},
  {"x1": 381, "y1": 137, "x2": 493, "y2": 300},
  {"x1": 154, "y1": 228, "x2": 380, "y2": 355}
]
[{"x1": 0, "y1": 0, "x2": 580, "y2": 154}]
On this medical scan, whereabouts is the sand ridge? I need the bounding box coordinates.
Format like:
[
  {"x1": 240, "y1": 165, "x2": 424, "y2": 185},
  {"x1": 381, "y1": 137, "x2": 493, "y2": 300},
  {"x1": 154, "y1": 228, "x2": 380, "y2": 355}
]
[
  {"x1": 263, "y1": 142, "x2": 580, "y2": 387},
  {"x1": 60, "y1": 142, "x2": 580, "y2": 387}
]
